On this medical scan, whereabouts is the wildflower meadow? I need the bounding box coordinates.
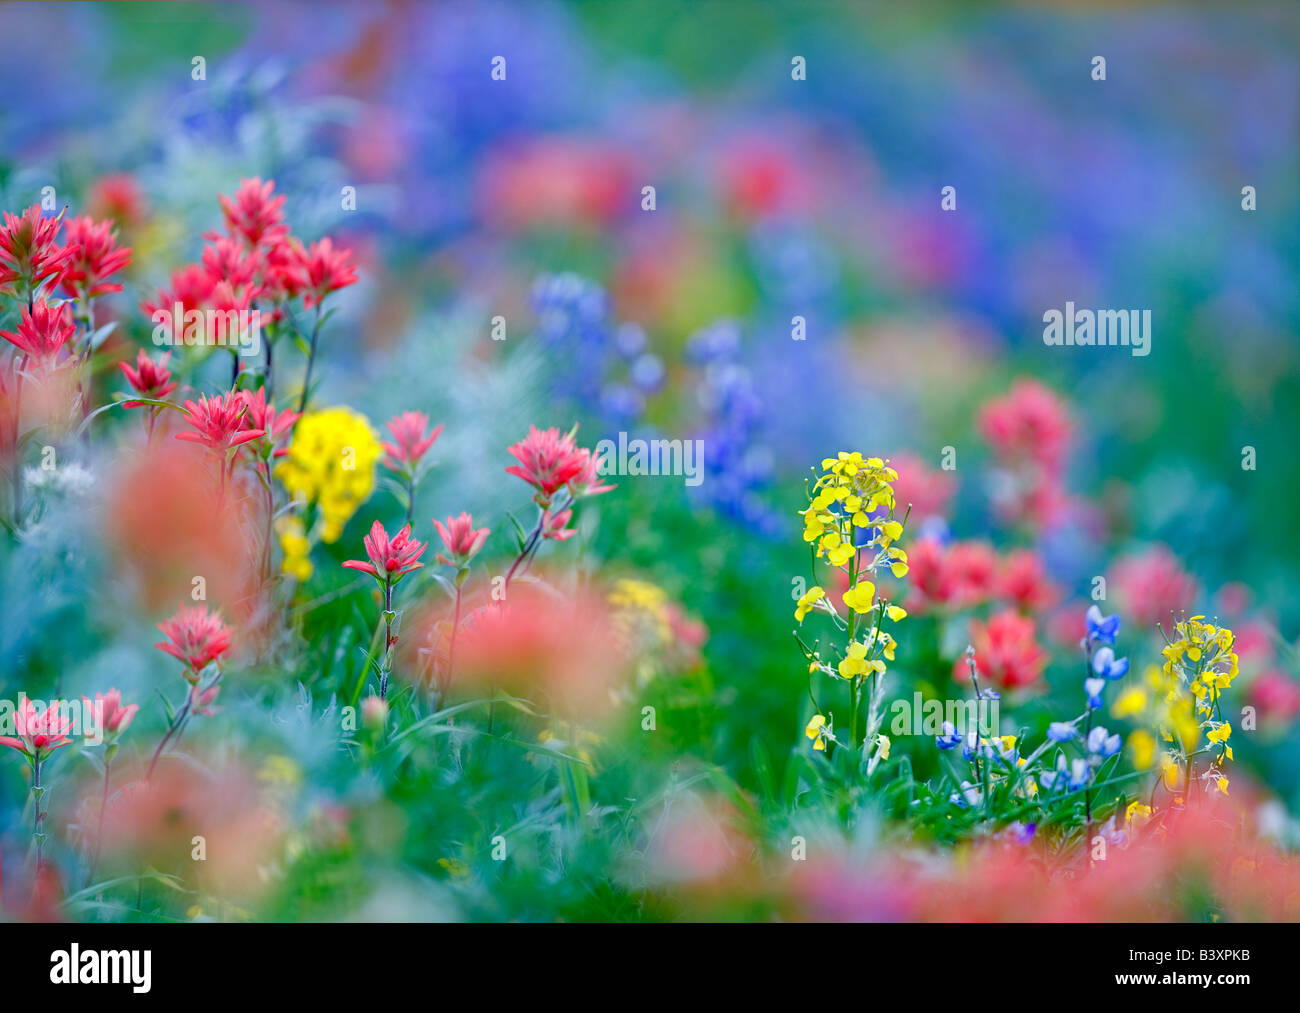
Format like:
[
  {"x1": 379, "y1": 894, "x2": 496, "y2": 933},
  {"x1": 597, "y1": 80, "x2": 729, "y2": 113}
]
[{"x1": 1, "y1": 0, "x2": 1298, "y2": 976}]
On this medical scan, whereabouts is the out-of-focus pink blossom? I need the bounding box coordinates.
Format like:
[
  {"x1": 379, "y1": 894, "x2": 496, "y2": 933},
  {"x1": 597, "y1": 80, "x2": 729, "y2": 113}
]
[
  {"x1": 1111, "y1": 545, "x2": 1198, "y2": 630},
  {"x1": 955, "y1": 610, "x2": 1047, "y2": 690},
  {"x1": 218, "y1": 177, "x2": 287, "y2": 248}
]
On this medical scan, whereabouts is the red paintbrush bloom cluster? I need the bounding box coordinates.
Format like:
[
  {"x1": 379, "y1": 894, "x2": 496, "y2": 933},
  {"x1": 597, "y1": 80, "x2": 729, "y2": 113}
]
[
  {"x1": 0, "y1": 698, "x2": 74, "y2": 761},
  {"x1": 83, "y1": 688, "x2": 139, "y2": 737},
  {"x1": 154, "y1": 604, "x2": 233, "y2": 677},
  {"x1": 448, "y1": 584, "x2": 630, "y2": 718},
  {"x1": 382, "y1": 410, "x2": 443, "y2": 473},
  {"x1": 1111, "y1": 544, "x2": 1198, "y2": 629},
  {"x1": 903, "y1": 538, "x2": 995, "y2": 613},
  {"x1": 994, "y1": 549, "x2": 1059, "y2": 613},
  {"x1": 342, "y1": 520, "x2": 427, "y2": 581},
  {"x1": 218, "y1": 177, "x2": 287, "y2": 248},
  {"x1": 143, "y1": 178, "x2": 357, "y2": 332},
  {"x1": 978, "y1": 379, "x2": 1072, "y2": 530},
  {"x1": 299, "y1": 237, "x2": 359, "y2": 309},
  {"x1": 119, "y1": 349, "x2": 177, "y2": 407},
  {"x1": 175, "y1": 391, "x2": 264, "y2": 453},
  {"x1": 432, "y1": 512, "x2": 490, "y2": 567},
  {"x1": 0, "y1": 299, "x2": 76, "y2": 367},
  {"x1": 506, "y1": 425, "x2": 614, "y2": 507},
  {"x1": 904, "y1": 538, "x2": 1057, "y2": 618},
  {"x1": 57, "y1": 214, "x2": 132, "y2": 299},
  {"x1": 0, "y1": 206, "x2": 75, "y2": 293},
  {"x1": 235, "y1": 386, "x2": 300, "y2": 456},
  {"x1": 888, "y1": 451, "x2": 957, "y2": 521},
  {"x1": 954, "y1": 609, "x2": 1048, "y2": 690},
  {"x1": 86, "y1": 173, "x2": 147, "y2": 228}
]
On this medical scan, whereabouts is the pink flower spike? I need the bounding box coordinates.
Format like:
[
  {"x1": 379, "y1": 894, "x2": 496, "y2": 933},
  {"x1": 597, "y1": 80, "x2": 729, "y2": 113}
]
[
  {"x1": 0, "y1": 698, "x2": 74, "y2": 761},
  {"x1": 175, "y1": 391, "x2": 265, "y2": 453},
  {"x1": 432, "y1": 512, "x2": 491, "y2": 567},
  {"x1": 83, "y1": 688, "x2": 139, "y2": 737},
  {"x1": 568, "y1": 449, "x2": 616, "y2": 499},
  {"x1": 0, "y1": 205, "x2": 74, "y2": 293},
  {"x1": 119, "y1": 349, "x2": 177, "y2": 407},
  {"x1": 540, "y1": 507, "x2": 576, "y2": 542},
  {"x1": 0, "y1": 299, "x2": 76, "y2": 367},
  {"x1": 382, "y1": 411, "x2": 443, "y2": 473},
  {"x1": 218, "y1": 177, "x2": 287, "y2": 249},
  {"x1": 236, "y1": 387, "x2": 300, "y2": 454},
  {"x1": 189, "y1": 683, "x2": 222, "y2": 718},
  {"x1": 298, "y1": 237, "x2": 358, "y2": 309},
  {"x1": 155, "y1": 604, "x2": 233, "y2": 678},
  {"x1": 505, "y1": 425, "x2": 590, "y2": 504},
  {"x1": 343, "y1": 520, "x2": 427, "y2": 582},
  {"x1": 57, "y1": 215, "x2": 132, "y2": 300}
]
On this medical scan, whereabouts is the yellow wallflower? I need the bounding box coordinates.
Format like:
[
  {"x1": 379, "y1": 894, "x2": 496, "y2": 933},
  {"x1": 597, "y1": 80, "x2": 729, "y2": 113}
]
[
  {"x1": 276, "y1": 516, "x2": 314, "y2": 580},
  {"x1": 795, "y1": 585, "x2": 826, "y2": 623},
  {"x1": 841, "y1": 581, "x2": 875, "y2": 614},
  {"x1": 275, "y1": 407, "x2": 383, "y2": 543},
  {"x1": 1128, "y1": 728, "x2": 1156, "y2": 769},
  {"x1": 805, "y1": 714, "x2": 830, "y2": 751}
]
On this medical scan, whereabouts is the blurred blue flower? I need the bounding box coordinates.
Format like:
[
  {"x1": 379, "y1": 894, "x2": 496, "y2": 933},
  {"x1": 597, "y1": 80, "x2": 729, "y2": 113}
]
[
  {"x1": 1091, "y1": 646, "x2": 1129, "y2": 681},
  {"x1": 1086, "y1": 605, "x2": 1121, "y2": 646},
  {"x1": 1087, "y1": 725, "x2": 1122, "y2": 759}
]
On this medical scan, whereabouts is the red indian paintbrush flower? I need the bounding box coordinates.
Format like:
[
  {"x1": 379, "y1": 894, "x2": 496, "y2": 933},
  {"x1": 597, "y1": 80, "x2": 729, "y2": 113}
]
[
  {"x1": 202, "y1": 234, "x2": 261, "y2": 290},
  {"x1": 0, "y1": 205, "x2": 74, "y2": 293},
  {"x1": 57, "y1": 215, "x2": 132, "y2": 299},
  {"x1": 119, "y1": 349, "x2": 177, "y2": 407},
  {"x1": 236, "y1": 387, "x2": 300, "y2": 455},
  {"x1": 260, "y1": 232, "x2": 309, "y2": 303},
  {"x1": 343, "y1": 520, "x2": 427, "y2": 581},
  {"x1": 155, "y1": 604, "x2": 233, "y2": 677},
  {"x1": 540, "y1": 507, "x2": 576, "y2": 542},
  {"x1": 505, "y1": 425, "x2": 591, "y2": 504},
  {"x1": 87, "y1": 173, "x2": 147, "y2": 228},
  {"x1": 189, "y1": 683, "x2": 222, "y2": 718},
  {"x1": 83, "y1": 688, "x2": 139, "y2": 737},
  {"x1": 432, "y1": 512, "x2": 490, "y2": 567},
  {"x1": 567, "y1": 449, "x2": 616, "y2": 499},
  {"x1": 175, "y1": 391, "x2": 264, "y2": 453},
  {"x1": 954, "y1": 610, "x2": 1048, "y2": 691},
  {"x1": 0, "y1": 299, "x2": 76, "y2": 366},
  {"x1": 218, "y1": 177, "x2": 287, "y2": 249},
  {"x1": 142, "y1": 263, "x2": 215, "y2": 323},
  {"x1": 382, "y1": 411, "x2": 443, "y2": 473},
  {"x1": 0, "y1": 698, "x2": 74, "y2": 761},
  {"x1": 298, "y1": 237, "x2": 358, "y2": 309}
]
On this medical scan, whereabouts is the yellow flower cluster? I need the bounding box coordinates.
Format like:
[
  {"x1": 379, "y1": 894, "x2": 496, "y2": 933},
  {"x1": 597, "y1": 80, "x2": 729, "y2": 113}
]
[
  {"x1": 800, "y1": 452, "x2": 908, "y2": 576},
  {"x1": 277, "y1": 516, "x2": 313, "y2": 581},
  {"x1": 608, "y1": 578, "x2": 673, "y2": 645},
  {"x1": 1116, "y1": 616, "x2": 1239, "y2": 798},
  {"x1": 1159, "y1": 615, "x2": 1238, "y2": 795},
  {"x1": 275, "y1": 407, "x2": 383, "y2": 543},
  {"x1": 795, "y1": 452, "x2": 910, "y2": 761}
]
